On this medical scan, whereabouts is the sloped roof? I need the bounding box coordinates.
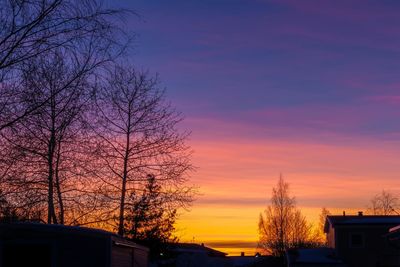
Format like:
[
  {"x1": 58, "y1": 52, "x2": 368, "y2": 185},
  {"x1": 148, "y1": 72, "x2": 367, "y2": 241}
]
[
  {"x1": 167, "y1": 243, "x2": 227, "y2": 257},
  {"x1": 384, "y1": 225, "x2": 400, "y2": 250},
  {"x1": 0, "y1": 222, "x2": 114, "y2": 237},
  {"x1": 0, "y1": 222, "x2": 148, "y2": 251},
  {"x1": 286, "y1": 248, "x2": 344, "y2": 265},
  {"x1": 390, "y1": 225, "x2": 400, "y2": 233},
  {"x1": 324, "y1": 215, "x2": 400, "y2": 233}
]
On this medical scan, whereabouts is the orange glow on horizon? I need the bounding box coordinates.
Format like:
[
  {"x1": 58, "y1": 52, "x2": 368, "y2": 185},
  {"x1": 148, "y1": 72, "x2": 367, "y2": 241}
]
[{"x1": 174, "y1": 123, "x2": 400, "y2": 255}]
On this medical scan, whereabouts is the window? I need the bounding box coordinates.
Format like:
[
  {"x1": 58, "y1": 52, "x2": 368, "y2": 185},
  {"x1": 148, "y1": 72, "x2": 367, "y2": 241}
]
[{"x1": 349, "y1": 233, "x2": 365, "y2": 248}]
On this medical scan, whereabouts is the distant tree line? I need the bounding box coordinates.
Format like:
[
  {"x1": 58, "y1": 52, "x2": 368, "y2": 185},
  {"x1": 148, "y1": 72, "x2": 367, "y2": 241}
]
[{"x1": 0, "y1": 0, "x2": 195, "y2": 253}]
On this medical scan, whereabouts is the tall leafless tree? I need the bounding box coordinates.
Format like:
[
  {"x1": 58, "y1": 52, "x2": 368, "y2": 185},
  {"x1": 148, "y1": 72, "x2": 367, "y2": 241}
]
[
  {"x1": 0, "y1": 50, "x2": 99, "y2": 224},
  {"x1": 258, "y1": 175, "x2": 317, "y2": 256},
  {"x1": 369, "y1": 190, "x2": 400, "y2": 215},
  {"x1": 0, "y1": 0, "x2": 128, "y2": 131},
  {"x1": 0, "y1": 0, "x2": 195, "y2": 239},
  {"x1": 92, "y1": 66, "x2": 194, "y2": 236}
]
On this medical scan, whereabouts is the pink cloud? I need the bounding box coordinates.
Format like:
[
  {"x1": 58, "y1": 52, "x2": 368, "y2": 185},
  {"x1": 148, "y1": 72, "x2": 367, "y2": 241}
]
[{"x1": 190, "y1": 136, "x2": 400, "y2": 202}]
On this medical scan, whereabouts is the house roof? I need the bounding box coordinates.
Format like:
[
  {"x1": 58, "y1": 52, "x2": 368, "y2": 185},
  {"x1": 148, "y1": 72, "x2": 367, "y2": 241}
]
[
  {"x1": 230, "y1": 255, "x2": 279, "y2": 267},
  {"x1": 386, "y1": 225, "x2": 400, "y2": 242},
  {"x1": 0, "y1": 222, "x2": 114, "y2": 236},
  {"x1": 286, "y1": 248, "x2": 344, "y2": 265},
  {"x1": 0, "y1": 222, "x2": 148, "y2": 251},
  {"x1": 390, "y1": 225, "x2": 400, "y2": 233},
  {"x1": 167, "y1": 243, "x2": 227, "y2": 257},
  {"x1": 324, "y1": 215, "x2": 400, "y2": 233}
]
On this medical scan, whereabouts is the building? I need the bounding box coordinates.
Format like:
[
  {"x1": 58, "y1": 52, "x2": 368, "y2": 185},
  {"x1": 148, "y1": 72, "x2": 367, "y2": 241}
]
[
  {"x1": 0, "y1": 222, "x2": 149, "y2": 267},
  {"x1": 387, "y1": 225, "x2": 400, "y2": 248},
  {"x1": 324, "y1": 212, "x2": 400, "y2": 267},
  {"x1": 231, "y1": 254, "x2": 282, "y2": 267},
  {"x1": 166, "y1": 242, "x2": 228, "y2": 257},
  {"x1": 155, "y1": 243, "x2": 231, "y2": 267},
  {"x1": 286, "y1": 247, "x2": 345, "y2": 267}
]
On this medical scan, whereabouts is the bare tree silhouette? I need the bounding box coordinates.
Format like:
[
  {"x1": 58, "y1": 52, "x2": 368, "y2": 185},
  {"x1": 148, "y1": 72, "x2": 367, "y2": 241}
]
[
  {"x1": 0, "y1": 50, "x2": 99, "y2": 224},
  {"x1": 91, "y1": 66, "x2": 194, "y2": 235},
  {"x1": 369, "y1": 190, "x2": 400, "y2": 215},
  {"x1": 258, "y1": 175, "x2": 318, "y2": 256},
  {"x1": 0, "y1": 0, "x2": 128, "y2": 131}
]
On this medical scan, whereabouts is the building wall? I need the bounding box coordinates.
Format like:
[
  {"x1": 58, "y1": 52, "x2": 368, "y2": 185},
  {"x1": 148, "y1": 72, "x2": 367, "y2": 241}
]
[
  {"x1": 111, "y1": 244, "x2": 149, "y2": 267},
  {"x1": 0, "y1": 227, "x2": 110, "y2": 267},
  {"x1": 112, "y1": 246, "x2": 133, "y2": 267},
  {"x1": 334, "y1": 225, "x2": 399, "y2": 267},
  {"x1": 326, "y1": 224, "x2": 335, "y2": 248},
  {"x1": 133, "y1": 247, "x2": 149, "y2": 267}
]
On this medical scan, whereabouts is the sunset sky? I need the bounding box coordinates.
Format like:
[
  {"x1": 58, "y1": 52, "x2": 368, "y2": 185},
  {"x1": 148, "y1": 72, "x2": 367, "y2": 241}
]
[{"x1": 107, "y1": 0, "x2": 400, "y2": 255}]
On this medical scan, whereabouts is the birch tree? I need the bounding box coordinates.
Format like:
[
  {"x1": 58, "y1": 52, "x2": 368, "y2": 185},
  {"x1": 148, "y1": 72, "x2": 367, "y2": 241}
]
[
  {"x1": 258, "y1": 175, "x2": 315, "y2": 256},
  {"x1": 93, "y1": 66, "x2": 194, "y2": 235},
  {"x1": 0, "y1": 51, "x2": 97, "y2": 224},
  {"x1": 0, "y1": 0, "x2": 127, "y2": 130}
]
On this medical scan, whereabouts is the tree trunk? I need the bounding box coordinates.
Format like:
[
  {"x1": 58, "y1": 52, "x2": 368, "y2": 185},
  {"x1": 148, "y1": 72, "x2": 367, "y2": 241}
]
[
  {"x1": 47, "y1": 129, "x2": 57, "y2": 224},
  {"x1": 55, "y1": 141, "x2": 64, "y2": 224},
  {"x1": 47, "y1": 94, "x2": 58, "y2": 224},
  {"x1": 118, "y1": 126, "x2": 131, "y2": 236}
]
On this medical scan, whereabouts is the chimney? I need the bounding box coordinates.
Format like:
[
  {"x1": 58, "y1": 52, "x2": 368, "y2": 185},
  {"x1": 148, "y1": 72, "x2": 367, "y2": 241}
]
[
  {"x1": 343, "y1": 211, "x2": 346, "y2": 216},
  {"x1": 241, "y1": 252, "x2": 245, "y2": 257},
  {"x1": 358, "y1": 211, "x2": 363, "y2": 216}
]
